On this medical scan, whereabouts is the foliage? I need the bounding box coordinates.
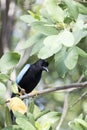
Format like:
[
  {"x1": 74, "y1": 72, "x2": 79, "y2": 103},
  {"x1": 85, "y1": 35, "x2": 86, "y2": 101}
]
[
  {"x1": 20, "y1": 0, "x2": 87, "y2": 77},
  {"x1": 69, "y1": 114, "x2": 87, "y2": 130},
  {"x1": 2, "y1": 100, "x2": 61, "y2": 130},
  {"x1": 0, "y1": 0, "x2": 87, "y2": 130}
]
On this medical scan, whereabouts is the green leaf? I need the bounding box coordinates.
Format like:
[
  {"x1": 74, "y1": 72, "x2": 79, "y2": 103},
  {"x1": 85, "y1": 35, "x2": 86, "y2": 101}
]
[
  {"x1": 32, "y1": 22, "x2": 59, "y2": 35},
  {"x1": 69, "y1": 114, "x2": 87, "y2": 130},
  {"x1": 55, "y1": 48, "x2": 68, "y2": 77},
  {"x1": 28, "y1": 99, "x2": 34, "y2": 114},
  {"x1": 33, "y1": 105, "x2": 41, "y2": 119},
  {"x1": 30, "y1": 38, "x2": 44, "y2": 56},
  {"x1": 2, "y1": 125, "x2": 22, "y2": 130},
  {"x1": 76, "y1": 47, "x2": 87, "y2": 57},
  {"x1": 64, "y1": 47, "x2": 78, "y2": 70},
  {"x1": 11, "y1": 82, "x2": 18, "y2": 94},
  {"x1": 16, "y1": 117, "x2": 36, "y2": 130},
  {"x1": 76, "y1": 119, "x2": 87, "y2": 128},
  {"x1": 0, "y1": 52, "x2": 20, "y2": 72},
  {"x1": 28, "y1": 10, "x2": 40, "y2": 20},
  {"x1": 44, "y1": 0, "x2": 64, "y2": 22},
  {"x1": 27, "y1": 113, "x2": 35, "y2": 126},
  {"x1": 0, "y1": 73, "x2": 9, "y2": 82},
  {"x1": 0, "y1": 82, "x2": 6, "y2": 96},
  {"x1": 36, "y1": 111, "x2": 61, "y2": 130},
  {"x1": 35, "y1": 110, "x2": 50, "y2": 121},
  {"x1": 0, "y1": 106, "x2": 5, "y2": 128},
  {"x1": 2, "y1": 126, "x2": 13, "y2": 130},
  {"x1": 21, "y1": 33, "x2": 44, "y2": 50},
  {"x1": 63, "y1": 0, "x2": 78, "y2": 19},
  {"x1": 0, "y1": 96, "x2": 6, "y2": 105},
  {"x1": 59, "y1": 30, "x2": 74, "y2": 47},
  {"x1": 38, "y1": 35, "x2": 62, "y2": 59},
  {"x1": 20, "y1": 15, "x2": 36, "y2": 25},
  {"x1": 38, "y1": 30, "x2": 74, "y2": 59},
  {"x1": 5, "y1": 107, "x2": 12, "y2": 126},
  {"x1": 69, "y1": 121, "x2": 83, "y2": 130},
  {"x1": 76, "y1": 2, "x2": 87, "y2": 15},
  {"x1": 73, "y1": 14, "x2": 87, "y2": 44},
  {"x1": 13, "y1": 111, "x2": 26, "y2": 119}
]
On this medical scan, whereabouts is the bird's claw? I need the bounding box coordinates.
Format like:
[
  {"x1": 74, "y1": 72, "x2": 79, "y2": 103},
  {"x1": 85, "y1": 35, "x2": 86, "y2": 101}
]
[
  {"x1": 19, "y1": 88, "x2": 26, "y2": 95},
  {"x1": 29, "y1": 90, "x2": 39, "y2": 96}
]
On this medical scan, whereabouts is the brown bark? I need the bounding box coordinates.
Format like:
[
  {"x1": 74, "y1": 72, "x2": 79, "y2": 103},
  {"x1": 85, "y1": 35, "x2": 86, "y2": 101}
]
[{"x1": 0, "y1": 0, "x2": 15, "y2": 57}]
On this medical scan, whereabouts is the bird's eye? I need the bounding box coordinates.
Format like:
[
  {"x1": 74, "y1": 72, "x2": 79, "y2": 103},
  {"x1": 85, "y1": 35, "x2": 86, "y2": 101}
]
[{"x1": 42, "y1": 62, "x2": 49, "y2": 67}]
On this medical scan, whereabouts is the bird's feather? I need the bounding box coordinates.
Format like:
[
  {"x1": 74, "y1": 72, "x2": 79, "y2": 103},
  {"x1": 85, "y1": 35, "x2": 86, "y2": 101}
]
[{"x1": 16, "y1": 64, "x2": 30, "y2": 84}]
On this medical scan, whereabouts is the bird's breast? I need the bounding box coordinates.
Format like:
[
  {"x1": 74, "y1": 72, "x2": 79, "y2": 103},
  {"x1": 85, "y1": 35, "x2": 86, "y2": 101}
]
[{"x1": 18, "y1": 71, "x2": 42, "y2": 93}]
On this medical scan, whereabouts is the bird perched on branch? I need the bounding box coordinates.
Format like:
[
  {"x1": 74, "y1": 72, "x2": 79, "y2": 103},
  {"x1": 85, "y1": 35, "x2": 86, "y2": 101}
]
[
  {"x1": 11, "y1": 59, "x2": 49, "y2": 122},
  {"x1": 13, "y1": 59, "x2": 49, "y2": 96}
]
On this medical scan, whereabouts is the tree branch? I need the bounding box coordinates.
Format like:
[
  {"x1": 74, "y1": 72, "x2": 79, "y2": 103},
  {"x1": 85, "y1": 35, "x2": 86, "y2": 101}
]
[
  {"x1": 0, "y1": 0, "x2": 15, "y2": 56},
  {"x1": 20, "y1": 81, "x2": 87, "y2": 100},
  {"x1": 69, "y1": 91, "x2": 87, "y2": 109}
]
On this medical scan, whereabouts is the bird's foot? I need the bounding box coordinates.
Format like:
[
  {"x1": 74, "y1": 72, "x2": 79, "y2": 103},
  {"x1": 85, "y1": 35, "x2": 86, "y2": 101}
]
[
  {"x1": 29, "y1": 90, "x2": 39, "y2": 96},
  {"x1": 19, "y1": 88, "x2": 26, "y2": 95}
]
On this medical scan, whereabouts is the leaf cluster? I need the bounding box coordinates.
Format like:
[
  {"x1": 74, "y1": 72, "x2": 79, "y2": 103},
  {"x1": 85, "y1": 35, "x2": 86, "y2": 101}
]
[
  {"x1": 0, "y1": 0, "x2": 87, "y2": 129},
  {"x1": 2, "y1": 100, "x2": 61, "y2": 130},
  {"x1": 20, "y1": 0, "x2": 87, "y2": 78}
]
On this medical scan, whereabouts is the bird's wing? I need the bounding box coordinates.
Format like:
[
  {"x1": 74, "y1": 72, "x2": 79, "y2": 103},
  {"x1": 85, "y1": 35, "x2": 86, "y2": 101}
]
[{"x1": 16, "y1": 64, "x2": 30, "y2": 84}]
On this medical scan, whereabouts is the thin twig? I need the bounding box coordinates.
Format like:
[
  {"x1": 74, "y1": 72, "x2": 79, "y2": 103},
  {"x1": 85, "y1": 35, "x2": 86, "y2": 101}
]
[
  {"x1": 68, "y1": 74, "x2": 84, "y2": 92},
  {"x1": 69, "y1": 74, "x2": 85, "y2": 108},
  {"x1": 69, "y1": 91, "x2": 87, "y2": 109},
  {"x1": 56, "y1": 92, "x2": 69, "y2": 130},
  {"x1": 77, "y1": 74, "x2": 84, "y2": 83}
]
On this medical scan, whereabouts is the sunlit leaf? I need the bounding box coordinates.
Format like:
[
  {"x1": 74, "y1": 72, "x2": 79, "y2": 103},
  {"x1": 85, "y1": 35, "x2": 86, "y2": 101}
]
[
  {"x1": 32, "y1": 22, "x2": 59, "y2": 35},
  {"x1": 38, "y1": 35, "x2": 62, "y2": 59},
  {"x1": 55, "y1": 48, "x2": 68, "y2": 77},
  {"x1": 73, "y1": 14, "x2": 87, "y2": 44},
  {"x1": 28, "y1": 99, "x2": 34, "y2": 114},
  {"x1": 36, "y1": 111, "x2": 61, "y2": 130},
  {"x1": 0, "y1": 96, "x2": 6, "y2": 105},
  {"x1": 0, "y1": 73, "x2": 9, "y2": 82},
  {"x1": 59, "y1": 30, "x2": 74, "y2": 47},
  {"x1": 27, "y1": 113, "x2": 35, "y2": 126},
  {"x1": 5, "y1": 107, "x2": 12, "y2": 126},
  {"x1": 29, "y1": 10, "x2": 40, "y2": 20},
  {"x1": 76, "y1": 2, "x2": 87, "y2": 15},
  {"x1": 11, "y1": 82, "x2": 18, "y2": 94},
  {"x1": 0, "y1": 52, "x2": 20, "y2": 72},
  {"x1": 9, "y1": 97, "x2": 27, "y2": 114},
  {"x1": 2, "y1": 125, "x2": 22, "y2": 130},
  {"x1": 0, "y1": 82, "x2": 6, "y2": 96},
  {"x1": 30, "y1": 38, "x2": 44, "y2": 56},
  {"x1": 45, "y1": 0, "x2": 64, "y2": 22},
  {"x1": 76, "y1": 119, "x2": 87, "y2": 128},
  {"x1": 20, "y1": 15, "x2": 36, "y2": 25},
  {"x1": 69, "y1": 114, "x2": 87, "y2": 130},
  {"x1": 69, "y1": 121, "x2": 83, "y2": 130},
  {"x1": 16, "y1": 117, "x2": 36, "y2": 130},
  {"x1": 21, "y1": 33, "x2": 44, "y2": 50},
  {"x1": 76, "y1": 47, "x2": 87, "y2": 57},
  {"x1": 63, "y1": 0, "x2": 78, "y2": 19},
  {"x1": 64, "y1": 47, "x2": 78, "y2": 70}
]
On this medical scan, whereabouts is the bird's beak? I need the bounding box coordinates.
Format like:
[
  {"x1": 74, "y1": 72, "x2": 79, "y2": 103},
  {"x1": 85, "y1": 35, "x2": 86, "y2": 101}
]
[{"x1": 43, "y1": 66, "x2": 49, "y2": 72}]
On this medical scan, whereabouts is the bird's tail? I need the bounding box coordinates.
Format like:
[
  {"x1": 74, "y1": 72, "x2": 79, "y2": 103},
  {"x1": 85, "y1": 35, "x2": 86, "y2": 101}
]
[{"x1": 10, "y1": 93, "x2": 17, "y2": 123}]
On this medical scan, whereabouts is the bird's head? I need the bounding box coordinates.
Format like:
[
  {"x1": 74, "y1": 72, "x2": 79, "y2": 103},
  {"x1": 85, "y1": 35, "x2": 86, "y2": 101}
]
[{"x1": 35, "y1": 59, "x2": 49, "y2": 72}]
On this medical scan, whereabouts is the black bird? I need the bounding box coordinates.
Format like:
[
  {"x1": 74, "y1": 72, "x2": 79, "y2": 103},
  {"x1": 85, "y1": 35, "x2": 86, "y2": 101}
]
[
  {"x1": 15, "y1": 59, "x2": 49, "y2": 94},
  {"x1": 11, "y1": 59, "x2": 48, "y2": 122}
]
